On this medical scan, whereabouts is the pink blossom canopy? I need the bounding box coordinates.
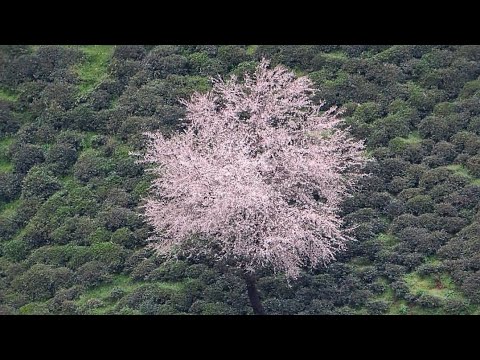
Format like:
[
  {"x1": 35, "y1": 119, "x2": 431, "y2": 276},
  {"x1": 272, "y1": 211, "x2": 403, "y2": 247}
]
[{"x1": 141, "y1": 59, "x2": 367, "y2": 278}]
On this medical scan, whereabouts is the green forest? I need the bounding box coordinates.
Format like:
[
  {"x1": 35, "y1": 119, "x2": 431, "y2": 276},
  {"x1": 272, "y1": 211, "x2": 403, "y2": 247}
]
[{"x1": 1, "y1": 45, "x2": 480, "y2": 315}]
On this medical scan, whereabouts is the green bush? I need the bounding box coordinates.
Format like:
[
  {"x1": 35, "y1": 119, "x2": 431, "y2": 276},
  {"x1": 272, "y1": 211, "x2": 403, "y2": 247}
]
[
  {"x1": 0, "y1": 172, "x2": 22, "y2": 202},
  {"x1": 75, "y1": 261, "x2": 111, "y2": 287},
  {"x1": 406, "y1": 195, "x2": 434, "y2": 215},
  {"x1": 89, "y1": 242, "x2": 128, "y2": 272},
  {"x1": 21, "y1": 166, "x2": 61, "y2": 200},
  {"x1": 11, "y1": 143, "x2": 45, "y2": 174},
  {"x1": 45, "y1": 142, "x2": 79, "y2": 175},
  {"x1": 366, "y1": 300, "x2": 390, "y2": 315},
  {"x1": 111, "y1": 227, "x2": 136, "y2": 249},
  {"x1": 466, "y1": 155, "x2": 480, "y2": 177},
  {"x1": 73, "y1": 150, "x2": 110, "y2": 183},
  {"x1": 51, "y1": 216, "x2": 98, "y2": 245},
  {"x1": 12, "y1": 264, "x2": 73, "y2": 301},
  {"x1": 3, "y1": 239, "x2": 29, "y2": 261}
]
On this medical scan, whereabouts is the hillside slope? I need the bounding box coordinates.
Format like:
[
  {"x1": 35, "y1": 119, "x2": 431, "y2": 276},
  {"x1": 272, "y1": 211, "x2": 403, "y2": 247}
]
[{"x1": 1, "y1": 45, "x2": 480, "y2": 315}]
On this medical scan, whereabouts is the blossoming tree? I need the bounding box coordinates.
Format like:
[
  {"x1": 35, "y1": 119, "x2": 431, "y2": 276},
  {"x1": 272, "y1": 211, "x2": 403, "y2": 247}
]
[{"x1": 141, "y1": 59, "x2": 367, "y2": 314}]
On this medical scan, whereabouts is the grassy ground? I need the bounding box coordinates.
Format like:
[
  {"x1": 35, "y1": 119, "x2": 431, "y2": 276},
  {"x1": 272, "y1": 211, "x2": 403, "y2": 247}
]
[
  {"x1": 0, "y1": 137, "x2": 13, "y2": 172},
  {"x1": 0, "y1": 87, "x2": 18, "y2": 102},
  {"x1": 445, "y1": 164, "x2": 480, "y2": 185},
  {"x1": 0, "y1": 158, "x2": 13, "y2": 172},
  {"x1": 246, "y1": 45, "x2": 258, "y2": 56},
  {"x1": 0, "y1": 198, "x2": 21, "y2": 217},
  {"x1": 321, "y1": 51, "x2": 348, "y2": 60},
  {"x1": 74, "y1": 274, "x2": 185, "y2": 315},
  {"x1": 402, "y1": 272, "x2": 471, "y2": 314},
  {"x1": 72, "y1": 45, "x2": 115, "y2": 96},
  {"x1": 377, "y1": 233, "x2": 398, "y2": 246},
  {"x1": 398, "y1": 131, "x2": 422, "y2": 144},
  {"x1": 404, "y1": 272, "x2": 459, "y2": 299},
  {"x1": 80, "y1": 131, "x2": 98, "y2": 150}
]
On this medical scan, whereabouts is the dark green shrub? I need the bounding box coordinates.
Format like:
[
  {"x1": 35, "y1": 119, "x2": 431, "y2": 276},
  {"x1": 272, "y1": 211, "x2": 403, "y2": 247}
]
[
  {"x1": 406, "y1": 195, "x2": 434, "y2": 215},
  {"x1": 131, "y1": 258, "x2": 157, "y2": 281},
  {"x1": 51, "y1": 216, "x2": 98, "y2": 245},
  {"x1": 11, "y1": 143, "x2": 44, "y2": 174},
  {"x1": 21, "y1": 166, "x2": 61, "y2": 200},
  {"x1": 217, "y1": 45, "x2": 249, "y2": 71},
  {"x1": 460, "y1": 272, "x2": 480, "y2": 303},
  {"x1": 73, "y1": 150, "x2": 109, "y2": 183},
  {"x1": 3, "y1": 239, "x2": 29, "y2": 261},
  {"x1": 89, "y1": 242, "x2": 128, "y2": 272},
  {"x1": 75, "y1": 261, "x2": 111, "y2": 287},
  {"x1": 98, "y1": 206, "x2": 140, "y2": 231},
  {"x1": 444, "y1": 298, "x2": 469, "y2": 314},
  {"x1": 111, "y1": 227, "x2": 136, "y2": 249},
  {"x1": 466, "y1": 155, "x2": 480, "y2": 177},
  {"x1": 145, "y1": 52, "x2": 188, "y2": 79},
  {"x1": 113, "y1": 45, "x2": 146, "y2": 61},
  {"x1": 150, "y1": 261, "x2": 188, "y2": 282},
  {"x1": 0, "y1": 103, "x2": 19, "y2": 135},
  {"x1": 0, "y1": 172, "x2": 22, "y2": 202},
  {"x1": 46, "y1": 142, "x2": 79, "y2": 175},
  {"x1": 366, "y1": 300, "x2": 390, "y2": 315},
  {"x1": 65, "y1": 105, "x2": 99, "y2": 132},
  {"x1": 11, "y1": 264, "x2": 73, "y2": 301},
  {"x1": 415, "y1": 294, "x2": 442, "y2": 308}
]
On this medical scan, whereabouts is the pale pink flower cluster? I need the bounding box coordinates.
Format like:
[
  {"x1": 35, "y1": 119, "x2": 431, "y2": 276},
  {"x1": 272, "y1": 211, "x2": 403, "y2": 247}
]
[{"x1": 141, "y1": 59, "x2": 367, "y2": 278}]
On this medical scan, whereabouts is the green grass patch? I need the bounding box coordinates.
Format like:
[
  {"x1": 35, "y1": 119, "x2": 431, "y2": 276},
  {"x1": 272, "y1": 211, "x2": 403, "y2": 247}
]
[
  {"x1": 75, "y1": 274, "x2": 141, "y2": 314},
  {"x1": 0, "y1": 137, "x2": 13, "y2": 172},
  {"x1": 72, "y1": 45, "x2": 115, "y2": 96},
  {"x1": 469, "y1": 304, "x2": 480, "y2": 315},
  {"x1": 404, "y1": 272, "x2": 463, "y2": 300},
  {"x1": 81, "y1": 131, "x2": 98, "y2": 150},
  {"x1": 59, "y1": 175, "x2": 77, "y2": 191},
  {"x1": 377, "y1": 233, "x2": 397, "y2": 246},
  {"x1": 19, "y1": 301, "x2": 49, "y2": 315},
  {"x1": 377, "y1": 285, "x2": 395, "y2": 302},
  {"x1": 246, "y1": 45, "x2": 258, "y2": 56},
  {"x1": 371, "y1": 280, "x2": 438, "y2": 315},
  {"x1": 371, "y1": 282, "x2": 409, "y2": 315},
  {"x1": 388, "y1": 300, "x2": 410, "y2": 315},
  {"x1": 113, "y1": 142, "x2": 132, "y2": 158},
  {"x1": 41, "y1": 143, "x2": 52, "y2": 153},
  {"x1": 353, "y1": 308, "x2": 369, "y2": 315},
  {"x1": 460, "y1": 79, "x2": 480, "y2": 99},
  {"x1": 294, "y1": 68, "x2": 307, "y2": 77},
  {"x1": 110, "y1": 96, "x2": 120, "y2": 109},
  {"x1": 76, "y1": 275, "x2": 136, "y2": 304},
  {"x1": 183, "y1": 75, "x2": 211, "y2": 93},
  {"x1": 424, "y1": 255, "x2": 442, "y2": 266},
  {"x1": 373, "y1": 46, "x2": 404, "y2": 63},
  {"x1": 400, "y1": 131, "x2": 422, "y2": 144},
  {"x1": 322, "y1": 51, "x2": 348, "y2": 60},
  {"x1": 0, "y1": 87, "x2": 19, "y2": 102},
  {"x1": 349, "y1": 256, "x2": 373, "y2": 267},
  {"x1": 0, "y1": 137, "x2": 14, "y2": 156},
  {"x1": 0, "y1": 159, "x2": 13, "y2": 172},
  {"x1": 389, "y1": 131, "x2": 422, "y2": 152},
  {"x1": 445, "y1": 164, "x2": 480, "y2": 185},
  {"x1": 75, "y1": 274, "x2": 185, "y2": 315},
  {"x1": 0, "y1": 198, "x2": 21, "y2": 216},
  {"x1": 323, "y1": 70, "x2": 349, "y2": 87},
  {"x1": 446, "y1": 164, "x2": 472, "y2": 177}
]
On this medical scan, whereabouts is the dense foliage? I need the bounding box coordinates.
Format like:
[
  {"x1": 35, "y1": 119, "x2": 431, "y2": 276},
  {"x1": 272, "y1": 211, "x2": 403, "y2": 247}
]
[{"x1": 1, "y1": 45, "x2": 480, "y2": 315}]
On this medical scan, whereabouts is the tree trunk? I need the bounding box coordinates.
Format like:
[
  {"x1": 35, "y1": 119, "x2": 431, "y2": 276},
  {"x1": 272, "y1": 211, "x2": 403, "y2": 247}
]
[{"x1": 244, "y1": 272, "x2": 265, "y2": 315}]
